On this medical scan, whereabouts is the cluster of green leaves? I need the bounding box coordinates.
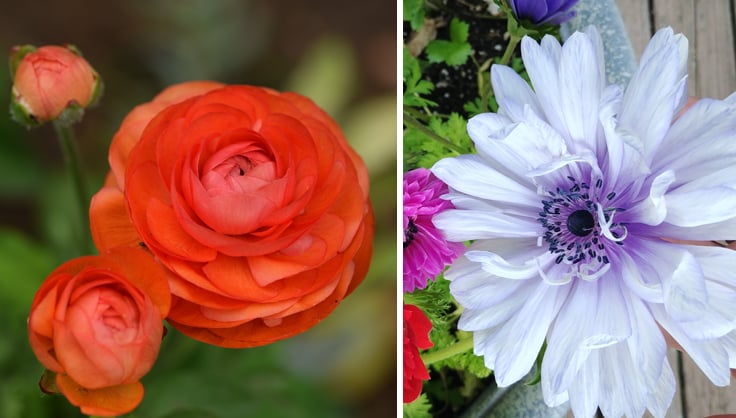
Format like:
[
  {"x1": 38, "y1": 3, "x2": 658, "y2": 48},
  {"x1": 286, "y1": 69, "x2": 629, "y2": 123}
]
[
  {"x1": 405, "y1": 278, "x2": 491, "y2": 380},
  {"x1": 403, "y1": 47, "x2": 475, "y2": 170}
]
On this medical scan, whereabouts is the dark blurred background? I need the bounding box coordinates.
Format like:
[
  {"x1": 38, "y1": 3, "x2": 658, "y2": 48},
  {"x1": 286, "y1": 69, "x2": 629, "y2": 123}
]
[{"x1": 0, "y1": 1, "x2": 397, "y2": 417}]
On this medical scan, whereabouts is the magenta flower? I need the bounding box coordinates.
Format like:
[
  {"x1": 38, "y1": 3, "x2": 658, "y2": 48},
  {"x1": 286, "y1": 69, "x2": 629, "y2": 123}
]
[
  {"x1": 403, "y1": 168, "x2": 465, "y2": 293},
  {"x1": 508, "y1": 0, "x2": 578, "y2": 25}
]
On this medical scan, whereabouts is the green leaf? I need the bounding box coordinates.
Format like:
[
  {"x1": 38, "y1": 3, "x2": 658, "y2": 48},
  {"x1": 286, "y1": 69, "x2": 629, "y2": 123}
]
[
  {"x1": 449, "y1": 17, "x2": 469, "y2": 43},
  {"x1": 403, "y1": 47, "x2": 437, "y2": 109},
  {"x1": 428, "y1": 113, "x2": 473, "y2": 151},
  {"x1": 8, "y1": 45, "x2": 36, "y2": 79},
  {"x1": 463, "y1": 95, "x2": 499, "y2": 117},
  {"x1": 403, "y1": 113, "x2": 473, "y2": 170},
  {"x1": 432, "y1": 335, "x2": 492, "y2": 379},
  {"x1": 425, "y1": 18, "x2": 473, "y2": 66},
  {"x1": 403, "y1": 393, "x2": 432, "y2": 418},
  {"x1": 403, "y1": 0, "x2": 425, "y2": 31},
  {"x1": 403, "y1": 122, "x2": 447, "y2": 169}
]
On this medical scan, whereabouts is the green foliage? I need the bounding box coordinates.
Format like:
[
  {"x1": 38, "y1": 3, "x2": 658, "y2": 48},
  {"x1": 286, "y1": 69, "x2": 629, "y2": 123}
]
[
  {"x1": 425, "y1": 18, "x2": 473, "y2": 66},
  {"x1": 403, "y1": 0, "x2": 426, "y2": 31},
  {"x1": 509, "y1": 55, "x2": 529, "y2": 81},
  {"x1": 403, "y1": 113, "x2": 473, "y2": 169},
  {"x1": 0, "y1": 229, "x2": 57, "y2": 326},
  {"x1": 0, "y1": 230, "x2": 78, "y2": 418},
  {"x1": 403, "y1": 394, "x2": 432, "y2": 418},
  {"x1": 403, "y1": 273, "x2": 454, "y2": 326},
  {"x1": 463, "y1": 95, "x2": 498, "y2": 117},
  {"x1": 132, "y1": 332, "x2": 346, "y2": 418},
  {"x1": 427, "y1": 113, "x2": 472, "y2": 151},
  {"x1": 432, "y1": 335, "x2": 492, "y2": 379},
  {"x1": 403, "y1": 47, "x2": 437, "y2": 109}
]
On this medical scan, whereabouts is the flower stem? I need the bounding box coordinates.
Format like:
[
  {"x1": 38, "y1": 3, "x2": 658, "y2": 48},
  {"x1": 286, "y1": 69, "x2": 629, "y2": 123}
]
[
  {"x1": 53, "y1": 121, "x2": 92, "y2": 254},
  {"x1": 421, "y1": 337, "x2": 474, "y2": 366},
  {"x1": 403, "y1": 113, "x2": 467, "y2": 155},
  {"x1": 499, "y1": 35, "x2": 521, "y2": 66}
]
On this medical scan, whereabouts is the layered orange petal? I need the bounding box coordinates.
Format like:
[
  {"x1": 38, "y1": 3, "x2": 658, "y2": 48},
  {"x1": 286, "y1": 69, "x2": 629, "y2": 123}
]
[{"x1": 57, "y1": 373, "x2": 144, "y2": 417}]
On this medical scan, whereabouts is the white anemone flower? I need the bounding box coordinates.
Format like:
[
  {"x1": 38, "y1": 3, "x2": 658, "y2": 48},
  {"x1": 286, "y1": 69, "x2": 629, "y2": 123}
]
[{"x1": 432, "y1": 26, "x2": 736, "y2": 417}]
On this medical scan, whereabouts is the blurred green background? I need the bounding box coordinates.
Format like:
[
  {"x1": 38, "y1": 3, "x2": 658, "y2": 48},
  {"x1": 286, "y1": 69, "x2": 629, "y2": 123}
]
[{"x1": 0, "y1": 1, "x2": 397, "y2": 417}]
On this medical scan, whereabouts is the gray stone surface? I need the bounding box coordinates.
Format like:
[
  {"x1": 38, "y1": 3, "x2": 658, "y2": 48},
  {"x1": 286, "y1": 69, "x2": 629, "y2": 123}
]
[{"x1": 561, "y1": 0, "x2": 638, "y2": 87}]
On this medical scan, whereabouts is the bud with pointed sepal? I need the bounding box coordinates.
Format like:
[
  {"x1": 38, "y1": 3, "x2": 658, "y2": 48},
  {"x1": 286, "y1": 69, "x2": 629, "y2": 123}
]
[{"x1": 9, "y1": 44, "x2": 103, "y2": 127}]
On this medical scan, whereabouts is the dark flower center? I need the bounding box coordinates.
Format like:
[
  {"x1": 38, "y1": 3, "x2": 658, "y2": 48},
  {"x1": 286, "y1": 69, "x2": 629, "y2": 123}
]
[
  {"x1": 538, "y1": 177, "x2": 626, "y2": 271},
  {"x1": 404, "y1": 218, "x2": 418, "y2": 248},
  {"x1": 567, "y1": 209, "x2": 595, "y2": 237}
]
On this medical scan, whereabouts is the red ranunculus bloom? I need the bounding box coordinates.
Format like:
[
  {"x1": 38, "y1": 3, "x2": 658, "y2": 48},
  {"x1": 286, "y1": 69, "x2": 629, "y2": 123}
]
[
  {"x1": 90, "y1": 82, "x2": 374, "y2": 348},
  {"x1": 403, "y1": 303, "x2": 433, "y2": 403},
  {"x1": 28, "y1": 247, "x2": 170, "y2": 417}
]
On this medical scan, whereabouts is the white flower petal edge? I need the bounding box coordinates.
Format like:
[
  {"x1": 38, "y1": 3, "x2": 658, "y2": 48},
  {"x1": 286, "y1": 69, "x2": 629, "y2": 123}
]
[{"x1": 433, "y1": 26, "x2": 736, "y2": 418}]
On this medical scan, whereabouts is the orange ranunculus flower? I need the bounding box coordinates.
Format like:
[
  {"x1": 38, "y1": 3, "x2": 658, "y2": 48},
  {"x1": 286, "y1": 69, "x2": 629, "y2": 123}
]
[
  {"x1": 10, "y1": 44, "x2": 101, "y2": 125},
  {"x1": 90, "y1": 81, "x2": 224, "y2": 251},
  {"x1": 28, "y1": 247, "x2": 171, "y2": 416},
  {"x1": 28, "y1": 247, "x2": 170, "y2": 417},
  {"x1": 90, "y1": 83, "x2": 374, "y2": 348}
]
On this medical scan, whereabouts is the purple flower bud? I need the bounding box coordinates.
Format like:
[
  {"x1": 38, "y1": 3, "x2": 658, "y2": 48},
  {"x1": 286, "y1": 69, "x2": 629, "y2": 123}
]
[{"x1": 508, "y1": 0, "x2": 579, "y2": 25}]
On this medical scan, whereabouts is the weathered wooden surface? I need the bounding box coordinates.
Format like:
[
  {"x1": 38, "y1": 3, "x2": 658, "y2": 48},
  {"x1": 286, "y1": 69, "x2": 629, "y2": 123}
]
[{"x1": 617, "y1": 0, "x2": 736, "y2": 416}]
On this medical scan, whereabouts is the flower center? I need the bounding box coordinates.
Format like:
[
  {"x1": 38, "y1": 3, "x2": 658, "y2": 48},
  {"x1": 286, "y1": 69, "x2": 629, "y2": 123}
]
[
  {"x1": 404, "y1": 218, "x2": 418, "y2": 248},
  {"x1": 215, "y1": 155, "x2": 252, "y2": 178},
  {"x1": 538, "y1": 177, "x2": 627, "y2": 279},
  {"x1": 567, "y1": 209, "x2": 594, "y2": 237}
]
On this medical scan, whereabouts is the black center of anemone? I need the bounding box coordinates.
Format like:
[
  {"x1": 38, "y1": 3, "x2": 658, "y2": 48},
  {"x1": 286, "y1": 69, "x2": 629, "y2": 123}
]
[
  {"x1": 404, "y1": 219, "x2": 418, "y2": 248},
  {"x1": 567, "y1": 209, "x2": 595, "y2": 237}
]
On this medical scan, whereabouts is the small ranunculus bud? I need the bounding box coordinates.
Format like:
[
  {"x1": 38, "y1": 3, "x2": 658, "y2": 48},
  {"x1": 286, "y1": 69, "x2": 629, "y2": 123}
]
[
  {"x1": 9, "y1": 44, "x2": 102, "y2": 127},
  {"x1": 28, "y1": 247, "x2": 170, "y2": 416}
]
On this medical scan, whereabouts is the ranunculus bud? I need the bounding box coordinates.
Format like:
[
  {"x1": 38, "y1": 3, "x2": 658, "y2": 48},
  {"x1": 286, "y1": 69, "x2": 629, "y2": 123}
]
[
  {"x1": 28, "y1": 247, "x2": 170, "y2": 416},
  {"x1": 9, "y1": 44, "x2": 102, "y2": 127}
]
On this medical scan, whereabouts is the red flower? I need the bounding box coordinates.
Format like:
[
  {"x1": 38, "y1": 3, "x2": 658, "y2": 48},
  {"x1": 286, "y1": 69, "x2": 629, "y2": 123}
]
[
  {"x1": 27, "y1": 247, "x2": 170, "y2": 416},
  {"x1": 90, "y1": 82, "x2": 374, "y2": 348},
  {"x1": 403, "y1": 304, "x2": 433, "y2": 403}
]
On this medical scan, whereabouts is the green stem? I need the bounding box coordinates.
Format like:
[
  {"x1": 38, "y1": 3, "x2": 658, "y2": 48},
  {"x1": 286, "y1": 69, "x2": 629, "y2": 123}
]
[
  {"x1": 53, "y1": 121, "x2": 92, "y2": 254},
  {"x1": 499, "y1": 34, "x2": 521, "y2": 66},
  {"x1": 403, "y1": 113, "x2": 466, "y2": 155},
  {"x1": 421, "y1": 337, "x2": 474, "y2": 366}
]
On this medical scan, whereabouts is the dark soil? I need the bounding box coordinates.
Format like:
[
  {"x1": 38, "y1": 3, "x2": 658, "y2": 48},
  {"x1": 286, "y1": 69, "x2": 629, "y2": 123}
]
[{"x1": 404, "y1": 0, "x2": 514, "y2": 117}]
